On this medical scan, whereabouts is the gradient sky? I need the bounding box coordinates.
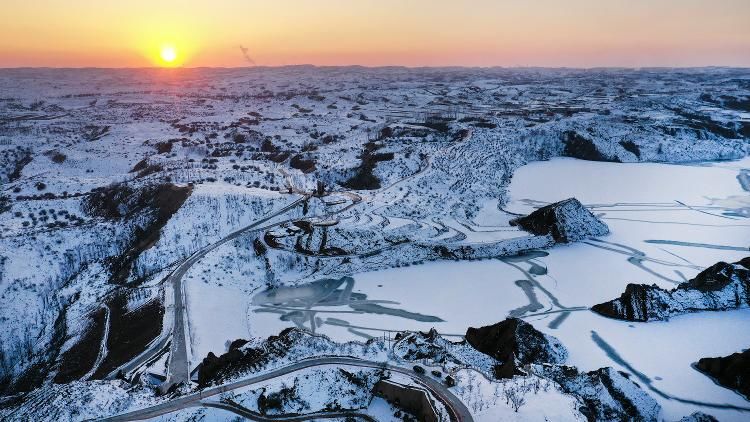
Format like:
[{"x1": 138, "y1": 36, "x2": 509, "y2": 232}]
[{"x1": 1, "y1": 0, "x2": 749, "y2": 68}]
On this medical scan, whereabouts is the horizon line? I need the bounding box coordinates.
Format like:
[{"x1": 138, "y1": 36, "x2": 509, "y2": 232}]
[{"x1": 1, "y1": 64, "x2": 749, "y2": 71}]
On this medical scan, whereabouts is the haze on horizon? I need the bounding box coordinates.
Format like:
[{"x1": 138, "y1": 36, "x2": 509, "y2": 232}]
[{"x1": 1, "y1": 0, "x2": 749, "y2": 68}]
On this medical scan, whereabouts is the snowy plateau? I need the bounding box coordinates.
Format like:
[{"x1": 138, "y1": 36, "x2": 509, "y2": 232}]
[{"x1": 0, "y1": 67, "x2": 749, "y2": 421}]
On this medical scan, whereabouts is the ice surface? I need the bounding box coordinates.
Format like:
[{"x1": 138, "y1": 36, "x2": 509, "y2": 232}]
[{"x1": 252, "y1": 157, "x2": 750, "y2": 420}]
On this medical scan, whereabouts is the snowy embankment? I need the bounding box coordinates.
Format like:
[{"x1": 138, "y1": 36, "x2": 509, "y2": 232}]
[{"x1": 0, "y1": 380, "x2": 161, "y2": 421}]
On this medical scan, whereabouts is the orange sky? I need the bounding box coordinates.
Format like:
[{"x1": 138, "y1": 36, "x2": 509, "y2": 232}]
[{"x1": 1, "y1": 0, "x2": 749, "y2": 68}]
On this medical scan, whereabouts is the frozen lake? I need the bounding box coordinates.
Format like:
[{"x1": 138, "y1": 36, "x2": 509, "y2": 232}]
[{"x1": 249, "y1": 157, "x2": 750, "y2": 420}]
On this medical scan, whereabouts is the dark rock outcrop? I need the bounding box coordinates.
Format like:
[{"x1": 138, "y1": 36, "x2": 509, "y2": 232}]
[
  {"x1": 676, "y1": 412, "x2": 718, "y2": 422},
  {"x1": 619, "y1": 140, "x2": 642, "y2": 159},
  {"x1": 85, "y1": 182, "x2": 193, "y2": 284},
  {"x1": 510, "y1": 198, "x2": 609, "y2": 243},
  {"x1": 92, "y1": 294, "x2": 164, "y2": 379},
  {"x1": 197, "y1": 328, "x2": 350, "y2": 386},
  {"x1": 562, "y1": 131, "x2": 619, "y2": 162},
  {"x1": 341, "y1": 141, "x2": 394, "y2": 190},
  {"x1": 392, "y1": 328, "x2": 453, "y2": 363},
  {"x1": 53, "y1": 307, "x2": 106, "y2": 383},
  {"x1": 592, "y1": 259, "x2": 750, "y2": 321},
  {"x1": 465, "y1": 318, "x2": 567, "y2": 378},
  {"x1": 0, "y1": 194, "x2": 10, "y2": 215},
  {"x1": 696, "y1": 348, "x2": 750, "y2": 400},
  {"x1": 197, "y1": 330, "x2": 307, "y2": 386},
  {"x1": 536, "y1": 364, "x2": 661, "y2": 422}
]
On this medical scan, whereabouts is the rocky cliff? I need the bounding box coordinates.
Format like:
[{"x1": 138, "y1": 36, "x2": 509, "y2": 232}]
[
  {"x1": 592, "y1": 258, "x2": 750, "y2": 321},
  {"x1": 510, "y1": 197, "x2": 609, "y2": 243},
  {"x1": 536, "y1": 364, "x2": 661, "y2": 422},
  {"x1": 676, "y1": 413, "x2": 718, "y2": 422},
  {"x1": 696, "y1": 348, "x2": 750, "y2": 400},
  {"x1": 465, "y1": 318, "x2": 567, "y2": 378}
]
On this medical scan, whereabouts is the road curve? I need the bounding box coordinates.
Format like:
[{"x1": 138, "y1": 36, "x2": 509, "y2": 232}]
[
  {"x1": 102, "y1": 357, "x2": 473, "y2": 422},
  {"x1": 107, "y1": 196, "x2": 307, "y2": 384},
  {"x1": 162, "y1": 196, "x2": 308, "y2": 391},
  {"x1": 202, "y1": 400, "x2": 378, "y2": 422},
  {"x1": 110, "y1": 189, "x2": 363, "y2": 384}
]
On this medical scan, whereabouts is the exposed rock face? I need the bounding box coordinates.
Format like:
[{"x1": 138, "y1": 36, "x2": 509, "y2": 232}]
[
  {"x1": 465, "y1": 318, "x2": 567, "y2": 378},
  {"x1": 84, "y1": 182, "x2": 193, "y2": 284},
  {"x1": 197, "y1": 329, "x2": 299, "y2": 385},
  {"x1": 696, "y1": 348, "x2": 750, "y2": 400},
  {"x1": 391, "y1": 328, "x2": 494, "y2": 371},
  {"x1": 592, "y1": 259, "x2": 750, "y2": 321},
  {"x1": 676, "y1": 412, "x2": 718, "y2": 422},
  {"x1": 198, "y1": 344, "x2": 259, "y2": 386},
  {"x1": 510, "y1": 198, "x2": 609, "y2": 243},
  {"x1": 562, "y1": 130, "x2": 621, "y2": 162},
  {"x1": 536, "y1": 364, "x2": 661, "y2": 422},
  {"x1": 393, "y1": 328, "x2": 454, "y2": 363}
]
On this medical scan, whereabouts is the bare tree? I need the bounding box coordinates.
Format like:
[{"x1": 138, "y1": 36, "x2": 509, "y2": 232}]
[{"x1": 504, "y1": 384, "x2": 527, "y2": 413}]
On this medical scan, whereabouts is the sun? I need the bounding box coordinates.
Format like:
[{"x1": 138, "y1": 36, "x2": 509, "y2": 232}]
[{"x1": 160, "y1": 46, "x2": 177, "y2": 64}]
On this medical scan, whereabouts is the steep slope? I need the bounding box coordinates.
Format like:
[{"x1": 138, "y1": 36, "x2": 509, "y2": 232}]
[
  {"x1": 465, "y1": 318, "x2": 567, "y2": 378},
  {"x1": 592, "y1": 259, "x2": 750, "y2": 321},
  {"x1": 510, "y1": 198, "x2": 609, "y2": 243},
  {"x1": 536, "y1": 365, "x2": 661, "y2": 422},
  {"x1": 696, "y1": 348, "x2": 750, "y2": 400}
]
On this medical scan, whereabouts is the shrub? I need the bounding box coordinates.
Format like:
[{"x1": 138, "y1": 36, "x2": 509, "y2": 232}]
[
  {"x1": 155, "y1": 141, "x2": 172, "y2": 154},
  {"x1": 0, "y1": 194, "x2": 9, "y2": 213},
  {"x1": 619, "y1": 140, "x2": 641, "y2": 159},
  {"x1": 261, "y1": 139, "x2": 278, "y2": 153},
  {"x1": 51, "y1": 152, "x2": 66, "y2": 163},
  {"x1": 289, "y1": 155, "x2": 316, "y2": 173}
]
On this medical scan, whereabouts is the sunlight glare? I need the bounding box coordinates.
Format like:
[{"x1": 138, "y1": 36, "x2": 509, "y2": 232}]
[{"x1": 160, "y1": 46, "x2": 177, "y2": 64}]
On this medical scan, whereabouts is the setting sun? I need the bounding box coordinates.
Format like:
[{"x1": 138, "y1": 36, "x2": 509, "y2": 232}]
[
  {"x1": 160, "y1": 46, "x2": 177, "y2": 64},
  {"x1": 2, "y1": 1, "x2": 750, "y2": 419}
]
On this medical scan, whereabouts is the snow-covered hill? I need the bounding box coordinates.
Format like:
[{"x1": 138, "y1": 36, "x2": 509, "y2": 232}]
[{"x1": 1, "y1": 67, "x2": 749, "y2": 421}]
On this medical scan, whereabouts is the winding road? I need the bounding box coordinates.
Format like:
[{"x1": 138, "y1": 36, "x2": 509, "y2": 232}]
[
  {"x1": 202, "y1": 400, "x2": 378, "y2": 422},
  {"x1": 107, "y1": 196, "x2": 308, "y2": 387},
  {"x1": 101, "y1": 168, "x2": 475, "y2": 421},
  {"x1": 108, "y1": 188, "x2": 365, "y2": 387},
  {"x1": 103, "y1": 357, "x2": 472, "y2": 422},
  {"x1": 164, "y1": 196, "x2": 309, "y2": 391}
]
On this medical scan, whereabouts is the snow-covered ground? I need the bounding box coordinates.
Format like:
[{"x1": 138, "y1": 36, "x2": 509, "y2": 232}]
[
  {"x1": 2, "y1": 67, "x2": 749, "y2": 421},
  {"x1": 251, "y1": 156, "x2": 750, "y2": 420},
  {"x1": 451, "y1": 368, "x2": 585, "y2": 421}
]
